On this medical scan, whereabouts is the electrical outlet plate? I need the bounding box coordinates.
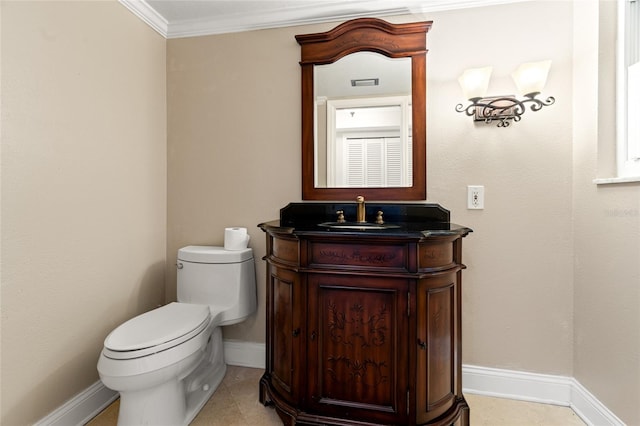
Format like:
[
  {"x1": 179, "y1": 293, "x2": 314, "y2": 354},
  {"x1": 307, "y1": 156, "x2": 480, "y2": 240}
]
[{"x1": 467, "y1": 185, "x2": 484, "y2": 209}]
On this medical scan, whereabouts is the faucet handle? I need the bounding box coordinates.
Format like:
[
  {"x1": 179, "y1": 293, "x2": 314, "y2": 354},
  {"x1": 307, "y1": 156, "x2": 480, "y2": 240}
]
[
  {"x1": 375, "y1": 211, "x2": 384, "y2": 225},
  {"x1": 336, "y1": 210, "x2": 346, "y2": 223}
]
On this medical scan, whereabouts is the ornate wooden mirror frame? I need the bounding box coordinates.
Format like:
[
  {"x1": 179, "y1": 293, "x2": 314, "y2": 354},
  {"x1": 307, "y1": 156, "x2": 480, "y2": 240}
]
[{"x1": 296, "y1": 18, "x2": 432, "y2": 201}]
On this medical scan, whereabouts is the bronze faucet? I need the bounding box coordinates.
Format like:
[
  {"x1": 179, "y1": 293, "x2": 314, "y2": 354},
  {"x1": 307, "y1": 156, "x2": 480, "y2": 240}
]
[{"x1": 356, "y1": 195, "x2": 366, "y2": 223}]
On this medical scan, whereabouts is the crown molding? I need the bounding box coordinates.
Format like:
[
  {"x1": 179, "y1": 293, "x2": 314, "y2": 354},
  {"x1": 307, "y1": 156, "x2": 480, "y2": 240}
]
[
  {"x1": 120, "y1": 0, "x2": 530, "y2": 39},
  {"x1": 119, "y1": 0, "x2": 168, "y2": 37},
  {"x1": 167, "y1": 2, "x2": 411, "y2": 39}
]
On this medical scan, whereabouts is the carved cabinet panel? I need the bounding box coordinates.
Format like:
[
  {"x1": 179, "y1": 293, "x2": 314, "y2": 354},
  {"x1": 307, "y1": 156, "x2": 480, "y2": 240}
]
[
  {"x1": 267, "y1": 265, "x2": 305, "y2": 406},
  {"x1": 307, "y1": 275, "x2": 409, "y2": 424},
  {"x1": 308, "y1": 241, "x2": 409, "y2": 272},
  {"x1": 416, "y1": 272, "x2": 460, "y2": 424}
]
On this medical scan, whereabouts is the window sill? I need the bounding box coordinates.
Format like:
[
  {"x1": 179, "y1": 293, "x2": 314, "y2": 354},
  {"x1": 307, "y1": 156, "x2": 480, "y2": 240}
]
[{"x1": 593, "y1": 176, "x2": 640, "y2": 185}]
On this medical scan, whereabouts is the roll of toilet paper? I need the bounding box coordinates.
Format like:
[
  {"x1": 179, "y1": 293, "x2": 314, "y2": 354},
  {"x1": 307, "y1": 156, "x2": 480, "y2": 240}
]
[{"x1": 224, "y1": 227, "x2": 250, "y2": 250}]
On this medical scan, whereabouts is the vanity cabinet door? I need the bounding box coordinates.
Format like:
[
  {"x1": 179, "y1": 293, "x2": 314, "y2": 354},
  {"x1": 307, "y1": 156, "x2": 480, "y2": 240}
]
[
  {"x1": 415, "y1": 271, "x2": 460, "y2": 424},
  {"x1": 266, "y1": 265, "x2": 306, "y2": 406},
  {"x1": 306, "y1": 274, "x2": 410, "y2": 425}
]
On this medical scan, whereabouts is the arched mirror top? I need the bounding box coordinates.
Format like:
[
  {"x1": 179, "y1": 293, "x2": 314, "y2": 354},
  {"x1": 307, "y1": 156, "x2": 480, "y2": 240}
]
[
  {"x1": 296, "y1": 18, "x2": 432, "y2": 64},
  {"x1": 296, "y1": 18, "x2": 432, "y2": 201}
]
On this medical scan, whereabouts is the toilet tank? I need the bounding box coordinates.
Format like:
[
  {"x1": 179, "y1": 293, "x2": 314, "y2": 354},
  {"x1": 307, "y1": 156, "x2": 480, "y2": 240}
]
[{"x1": 177, "y1": 246, "x2": 257, "y2": 326}]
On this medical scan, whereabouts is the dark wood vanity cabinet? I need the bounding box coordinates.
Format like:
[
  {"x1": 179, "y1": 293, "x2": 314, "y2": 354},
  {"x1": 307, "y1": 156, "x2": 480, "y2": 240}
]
[{"x1": 259, "y1": 218, "x2": 470, "y2": 426}]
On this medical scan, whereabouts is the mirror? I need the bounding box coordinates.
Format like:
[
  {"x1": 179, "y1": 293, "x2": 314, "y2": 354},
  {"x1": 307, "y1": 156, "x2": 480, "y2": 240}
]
[
  {"x1": 296, "y1": 18, "x2": 432, "y2": 200},
  {"x1": 315, "y1": 53, "x2": 412, "y2": 188}
]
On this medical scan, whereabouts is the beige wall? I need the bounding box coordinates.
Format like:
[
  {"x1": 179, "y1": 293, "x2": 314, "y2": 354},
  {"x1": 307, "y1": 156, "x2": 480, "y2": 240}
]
[
  {"x1": 166, "y1": 28, "x2": 303, "y2": 342},
  {"x1": 1, "y1": 1, "x2": 167, "y2": 425},
  {"x1": 573, "y1": 2, "x2": 640, "y2": 424},
  {"x1": 427, "y1": 2, "x2": 575, "y2": 375}
]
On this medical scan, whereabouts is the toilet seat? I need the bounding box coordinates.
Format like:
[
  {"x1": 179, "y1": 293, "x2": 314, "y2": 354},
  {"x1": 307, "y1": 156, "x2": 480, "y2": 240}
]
[{"x1": 103, "y1": 302, "x2": 211, "y2": 360}]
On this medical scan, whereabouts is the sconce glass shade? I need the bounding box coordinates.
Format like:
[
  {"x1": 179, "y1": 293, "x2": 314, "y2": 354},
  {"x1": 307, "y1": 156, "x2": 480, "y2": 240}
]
[
  {"x1": 458, "y1": 66, "x2": 493, "y2": 101},
  {"x1": 511, "y1": 60, "x2": 551, "y2": 97}
]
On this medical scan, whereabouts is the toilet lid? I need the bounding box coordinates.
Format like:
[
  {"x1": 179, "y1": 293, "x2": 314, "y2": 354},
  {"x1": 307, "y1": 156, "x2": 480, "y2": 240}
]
[{"x1": 103, "y1": 303, "x2": 210, "y2": 359}]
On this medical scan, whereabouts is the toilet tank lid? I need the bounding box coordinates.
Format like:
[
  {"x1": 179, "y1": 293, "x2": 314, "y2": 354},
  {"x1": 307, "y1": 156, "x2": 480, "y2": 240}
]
[{"x1": 178, "y1": 246, "x2": 253, "y2": 263}]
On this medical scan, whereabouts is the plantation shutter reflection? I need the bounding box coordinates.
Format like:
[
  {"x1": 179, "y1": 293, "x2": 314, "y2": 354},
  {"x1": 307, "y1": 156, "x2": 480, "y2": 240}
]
[{"x1": 344, "y1": 137, "x2": 403, "y2": 187}]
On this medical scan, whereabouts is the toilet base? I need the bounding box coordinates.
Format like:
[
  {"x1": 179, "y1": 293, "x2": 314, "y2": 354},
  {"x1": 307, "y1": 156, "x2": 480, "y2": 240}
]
[{"x1": 116, "y1": 327, "x2": 226, "y2": 426}]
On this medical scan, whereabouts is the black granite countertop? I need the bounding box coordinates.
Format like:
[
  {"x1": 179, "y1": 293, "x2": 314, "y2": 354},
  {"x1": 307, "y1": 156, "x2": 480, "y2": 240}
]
[{"x1": 259, "y1": 202, "x2": 472, "y2": 238}]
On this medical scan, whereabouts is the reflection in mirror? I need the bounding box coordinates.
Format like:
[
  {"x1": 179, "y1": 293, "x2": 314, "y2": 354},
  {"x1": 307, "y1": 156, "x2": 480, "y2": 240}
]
[{"x1": 314, "y1": 53, "x2": 412, "y2": 188}]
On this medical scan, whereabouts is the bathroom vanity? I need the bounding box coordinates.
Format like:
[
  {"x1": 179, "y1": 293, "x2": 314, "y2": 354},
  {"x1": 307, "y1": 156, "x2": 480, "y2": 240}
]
[{"x1": 259, "y1": 203, "x2": 471, "y2": 426}]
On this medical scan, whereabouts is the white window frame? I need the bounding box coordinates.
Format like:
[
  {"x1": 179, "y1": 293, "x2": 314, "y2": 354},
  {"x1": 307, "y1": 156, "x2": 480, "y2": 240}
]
[{"x1": 616, "y1": 0, "x2": 640, "y2": 178}]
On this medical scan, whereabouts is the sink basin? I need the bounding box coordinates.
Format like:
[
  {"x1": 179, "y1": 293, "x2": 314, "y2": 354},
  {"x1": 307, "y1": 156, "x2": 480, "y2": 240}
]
[{"x1": 318, "y1": 222, "x2": 401, "y2": 230}]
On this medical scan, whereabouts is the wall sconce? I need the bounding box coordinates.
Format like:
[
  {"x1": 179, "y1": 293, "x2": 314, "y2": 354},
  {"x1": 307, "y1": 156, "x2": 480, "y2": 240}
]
[{"x1": 455, "y1": 60, "x2": 555, "y2": 127}]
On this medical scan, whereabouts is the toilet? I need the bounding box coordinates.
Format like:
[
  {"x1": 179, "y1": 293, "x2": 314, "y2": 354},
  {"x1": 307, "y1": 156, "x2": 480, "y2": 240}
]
[{"x1": 97, "y1": 246, "x2": 257, "y2": 426}]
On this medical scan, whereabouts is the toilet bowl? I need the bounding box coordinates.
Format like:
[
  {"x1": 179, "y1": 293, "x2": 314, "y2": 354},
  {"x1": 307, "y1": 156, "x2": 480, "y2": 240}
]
[{"x1": 97, "y1": 246, "x2": 256, "y2": 426}]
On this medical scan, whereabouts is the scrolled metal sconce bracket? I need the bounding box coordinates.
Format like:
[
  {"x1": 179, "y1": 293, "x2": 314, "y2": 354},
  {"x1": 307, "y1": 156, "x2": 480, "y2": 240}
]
[{"x1": 455, "y1": 93, "x2": 556, "y2": 127}]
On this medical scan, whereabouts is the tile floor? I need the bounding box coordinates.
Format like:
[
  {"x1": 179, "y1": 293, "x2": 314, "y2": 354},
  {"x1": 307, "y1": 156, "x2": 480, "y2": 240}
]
[{"x1": 88, "y1": 366, "x2": 586, "y2": 426}]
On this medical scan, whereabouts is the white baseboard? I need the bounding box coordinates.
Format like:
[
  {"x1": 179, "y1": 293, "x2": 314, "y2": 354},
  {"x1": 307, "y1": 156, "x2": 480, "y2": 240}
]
[
  {"x1": 462, "y1": 364, "x2": 574, "y2": 405},
  {"x1": 569, "y1": 378, "x2": 627, "y2": 426},
  {"x1": 462, "y1": 364, "x2": 625, "y2": 426},
  {"x1": 223, "y1": 339, "x2": 266, "y2": 369},
  {"x1": 33, "y1": 380, "x2": 118, "y2": 426},
  {"x1": 35, "y1": 344, "x2": 624, "y2": 426},
  {"x1": 33, "y1": 340, "x2": 265, "y2": 426}
]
